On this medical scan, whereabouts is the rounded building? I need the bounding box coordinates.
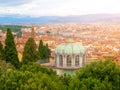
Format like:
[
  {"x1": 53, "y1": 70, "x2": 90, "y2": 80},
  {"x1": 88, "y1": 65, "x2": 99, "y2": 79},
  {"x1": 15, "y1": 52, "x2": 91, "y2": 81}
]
[{"x1": 54, "y1": 39, "x2": 86, "y2": 69}]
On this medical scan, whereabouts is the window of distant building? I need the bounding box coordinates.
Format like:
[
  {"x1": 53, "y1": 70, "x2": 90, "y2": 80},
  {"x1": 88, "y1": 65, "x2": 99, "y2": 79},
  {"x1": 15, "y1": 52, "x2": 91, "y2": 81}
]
[
  {"x1": 59, "y1": 55, "x2": 63, "y2": 67},
  {"x1": 75, "y1": 55, "x2": 79, "y2": 67},
  {"x1": 55, "y1": 54, "x2": 57, "y2": 66},
  {"x1": 67, "y1": 55, "x2": 71, "y2": 67}
]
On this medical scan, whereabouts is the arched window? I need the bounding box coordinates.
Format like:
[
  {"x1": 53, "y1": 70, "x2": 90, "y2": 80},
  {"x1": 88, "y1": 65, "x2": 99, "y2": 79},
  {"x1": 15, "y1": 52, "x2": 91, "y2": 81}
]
[
  {"x1": 75, "y1": 55, "x2": 79, "y2": 67},
  {"x1": 67, "y1": 55, "x2": 71, "y2": 67},
  {"x1": 59, "y1": 55, "x2": 63, "y2": 67},
  {"x1": 54, "y1": 54, "x2": 57, "y2": 66}
]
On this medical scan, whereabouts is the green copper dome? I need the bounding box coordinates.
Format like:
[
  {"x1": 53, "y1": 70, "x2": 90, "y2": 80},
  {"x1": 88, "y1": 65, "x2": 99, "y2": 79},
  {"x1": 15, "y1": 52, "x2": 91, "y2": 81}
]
[{"x1": 55, "y1": 42, "x2": 86, "y2": 55}]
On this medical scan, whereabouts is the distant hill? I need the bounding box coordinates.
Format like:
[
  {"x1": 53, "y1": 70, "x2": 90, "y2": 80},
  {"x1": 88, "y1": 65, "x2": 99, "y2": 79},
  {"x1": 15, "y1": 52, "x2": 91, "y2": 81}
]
[{"x1": 1, "y1": 14, "x2": 120, "y2": 24}]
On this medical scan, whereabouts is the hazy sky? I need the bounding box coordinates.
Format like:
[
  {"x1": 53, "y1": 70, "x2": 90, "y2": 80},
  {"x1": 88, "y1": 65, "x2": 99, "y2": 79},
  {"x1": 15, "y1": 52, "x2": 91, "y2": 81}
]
[{"x1": 0, "y1": 0, "x2": 120, "y2": 17}]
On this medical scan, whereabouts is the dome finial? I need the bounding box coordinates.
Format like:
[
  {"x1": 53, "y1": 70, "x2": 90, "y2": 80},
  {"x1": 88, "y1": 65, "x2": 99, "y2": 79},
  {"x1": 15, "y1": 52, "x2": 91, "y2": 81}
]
[
  {"x1": 66, "y1": 32, "x2": 74, "y2": 43},
  {"x1": 67, "y1": 37, "x2": 74, "y2": 43}
]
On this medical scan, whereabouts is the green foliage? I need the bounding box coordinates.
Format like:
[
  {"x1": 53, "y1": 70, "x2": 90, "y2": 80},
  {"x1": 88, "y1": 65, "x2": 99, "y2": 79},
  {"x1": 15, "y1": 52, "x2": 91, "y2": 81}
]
[
  {"x1": 17, "y1": 31, "x2": 22, "y2": 38},
  {"x1": 59, "y1": 74, "x2": 72, "y2": 89},
  {"x1": 0, "y1": 60, "x2": 15, "y2": 75},
  {"x1": 0, "y1": 62, "x2": 62, "y2": 90},
  {"x1": 4, "y1": 28, "x2": 20, "y2": 68},
  {"x1": 22, "y1": 38, "x2": 40, "y2": 64},
  {"x1": 69, "y1": 60, "x2": 120, "y2": 90},
  {"x1": 0, "y1": 41, "x2": 4, "y2": 60},
  {"x1": 38, "y1": 40, "x2": 51, "y2": 61},
  {"x1": 45, "y1": 44, "x2": 51, "y2": 60},
  {"x1": 0, "y1": 60, "x2": 120, "y2": 90},
  {"x1": 38, "y1": 40, "x2": 44, "y2": 59},
  {"x1": 20, "y1": 62, "x2": 56, "y2": 76},
  {"x1": 0, "y1": 56, "x2": 120, "y2": 90},
  {"x1": 0, "y1": 25, "x2": 26, "y2": 32}
]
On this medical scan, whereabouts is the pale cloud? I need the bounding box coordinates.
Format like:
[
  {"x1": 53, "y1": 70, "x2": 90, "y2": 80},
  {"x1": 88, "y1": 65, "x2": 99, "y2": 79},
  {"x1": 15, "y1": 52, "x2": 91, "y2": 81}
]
[
  {"x1": 0, "y1": 0, "x2": 120, "y2": 17},
  {"x1": 0, "y1": 0, "x2": 33, "y2": 6}
]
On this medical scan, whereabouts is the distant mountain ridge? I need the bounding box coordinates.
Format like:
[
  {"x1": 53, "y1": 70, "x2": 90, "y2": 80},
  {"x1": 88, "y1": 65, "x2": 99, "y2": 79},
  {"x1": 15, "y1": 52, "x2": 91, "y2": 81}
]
[{"x1": 1, "y1": 14, "x2": 120, "y2": 24}]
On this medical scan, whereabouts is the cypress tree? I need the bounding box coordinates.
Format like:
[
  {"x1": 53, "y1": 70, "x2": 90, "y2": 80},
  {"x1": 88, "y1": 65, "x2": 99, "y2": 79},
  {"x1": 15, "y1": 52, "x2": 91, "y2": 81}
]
[
  {"x1": 22, "y1": 38, "x2": 39, "y2": 64},
  {"x1": 0, "y1": 41, "x2": 4, "y2": 60},
  {"x1": 4, "y1": 28, "x2": 19, "y2": 68},
  {"x1": 38, "y1": 40, "x2": 44, "y2": 59},
  {"x1": 45, "y1": 44, "x2": 51, "y2": 60},
  {"x1": 38, "y1": 40, "x2": 51, "y2": 61}
]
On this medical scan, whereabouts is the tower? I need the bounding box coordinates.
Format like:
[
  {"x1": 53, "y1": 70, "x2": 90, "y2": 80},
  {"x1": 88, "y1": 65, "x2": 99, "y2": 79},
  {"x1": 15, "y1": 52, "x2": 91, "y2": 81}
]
[{"x1": 31, "y1": 25, "x2": 35, "y2": 38}]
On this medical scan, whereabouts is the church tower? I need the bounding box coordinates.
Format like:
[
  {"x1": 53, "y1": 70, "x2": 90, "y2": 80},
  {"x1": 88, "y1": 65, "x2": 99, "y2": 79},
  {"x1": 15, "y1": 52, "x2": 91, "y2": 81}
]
[{"x1": 31, "y1": 25, "x2": 35, "y2": 38}]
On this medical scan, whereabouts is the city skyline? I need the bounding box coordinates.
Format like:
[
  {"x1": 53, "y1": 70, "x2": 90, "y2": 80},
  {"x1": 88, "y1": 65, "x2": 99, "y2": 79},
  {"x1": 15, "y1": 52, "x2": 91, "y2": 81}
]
[{"x1": 0, "y1": 0, "x2": 120, "y2": 17}]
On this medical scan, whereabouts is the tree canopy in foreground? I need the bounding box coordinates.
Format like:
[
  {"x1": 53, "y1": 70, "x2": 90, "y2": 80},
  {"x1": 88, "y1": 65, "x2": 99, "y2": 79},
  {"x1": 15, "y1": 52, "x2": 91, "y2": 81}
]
[
  {"x1": 0, "y1": 60, "x2": 120, "y2": 90},
  {"x1": 69, "y1": 60, "x2": 120, "y2": 90},
  {"x1": 0, "y1": 62, "x2": 62, "y2": 90}
]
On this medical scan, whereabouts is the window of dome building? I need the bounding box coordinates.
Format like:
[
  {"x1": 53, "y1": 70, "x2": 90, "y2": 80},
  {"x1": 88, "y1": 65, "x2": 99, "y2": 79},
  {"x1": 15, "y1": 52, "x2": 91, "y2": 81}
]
[
  {"x1": 67, "y1": 55, "x2": 71, "y2": 67},
  {"x1": 59, "y1": 55, "x2": 63, "y2": 67},
  {"x1": 55, "y1": 54, "x2": 57, "y2": 66},
  {"x1": 75, "y1": 55, "x2": 79, "y2": 67}
]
